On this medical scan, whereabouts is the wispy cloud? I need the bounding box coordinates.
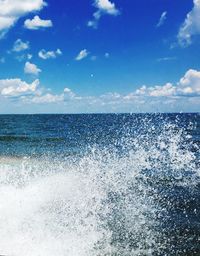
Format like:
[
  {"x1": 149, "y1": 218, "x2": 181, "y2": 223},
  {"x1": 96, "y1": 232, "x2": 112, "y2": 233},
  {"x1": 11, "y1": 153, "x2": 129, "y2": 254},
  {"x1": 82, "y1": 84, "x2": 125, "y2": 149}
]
[
  {"x1": 156, "y1": 11, "x2": 167, "y2": 28},
  {"x1": 75, "y1": 49, "x2": 89, "y2": 61},
  {"x1": 88, "y1": 0, "x2": 120, "y2": 29},
  {"x1": 178, "y1": 0, "x2": 200, "y2": 46},
  {"x1": 15, "y1": 53, "x2": 33, "y2": 62},
  {"x1": 12, "y1": 39, "x2": 29, "y2": 52},
  {"x1": 156, "y1": 57, "x2": 177, "y2": 62},
  {"x1": 24, "y1": 15, "x2": 53, "y2": 30}
]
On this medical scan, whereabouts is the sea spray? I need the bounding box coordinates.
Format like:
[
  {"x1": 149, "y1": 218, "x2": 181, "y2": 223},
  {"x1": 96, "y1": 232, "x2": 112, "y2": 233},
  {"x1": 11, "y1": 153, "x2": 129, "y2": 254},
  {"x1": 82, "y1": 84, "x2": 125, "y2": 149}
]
[{"x1": 0, "y1": 116, "x2": 199, "y2": 256}]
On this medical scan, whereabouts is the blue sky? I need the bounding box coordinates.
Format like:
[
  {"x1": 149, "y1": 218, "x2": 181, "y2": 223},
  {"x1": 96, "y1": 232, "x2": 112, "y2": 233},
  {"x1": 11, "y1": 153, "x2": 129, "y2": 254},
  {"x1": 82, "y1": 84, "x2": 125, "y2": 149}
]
[{"x1": 0, "y1": 0, "x2": 199, "y2": 113}]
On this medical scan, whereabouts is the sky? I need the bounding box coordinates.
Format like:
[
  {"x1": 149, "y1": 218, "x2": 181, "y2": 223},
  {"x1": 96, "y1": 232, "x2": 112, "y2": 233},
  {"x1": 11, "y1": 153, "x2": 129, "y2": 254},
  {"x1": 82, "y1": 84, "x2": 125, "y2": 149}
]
[{"x1": 0, "y1": 0, "x2": 200, "y2": 113}]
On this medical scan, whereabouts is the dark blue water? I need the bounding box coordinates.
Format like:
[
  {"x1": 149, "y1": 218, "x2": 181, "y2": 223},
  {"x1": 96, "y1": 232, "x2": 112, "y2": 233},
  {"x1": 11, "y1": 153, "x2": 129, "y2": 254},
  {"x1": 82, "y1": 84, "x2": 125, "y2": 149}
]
[
  {"x1": 0, "y1": 114, "x2": 199, "y2": 256},
  {"x1": 0, "y1": 113, "x2": 199, "y2": 157}
]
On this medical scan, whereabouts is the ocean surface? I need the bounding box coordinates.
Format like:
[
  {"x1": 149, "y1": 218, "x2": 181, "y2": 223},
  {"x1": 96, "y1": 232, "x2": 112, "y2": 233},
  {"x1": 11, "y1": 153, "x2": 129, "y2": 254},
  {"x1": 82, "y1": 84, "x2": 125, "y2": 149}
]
[{"x1": 0, "y1": 113, "x2": 199, "y2": 256}]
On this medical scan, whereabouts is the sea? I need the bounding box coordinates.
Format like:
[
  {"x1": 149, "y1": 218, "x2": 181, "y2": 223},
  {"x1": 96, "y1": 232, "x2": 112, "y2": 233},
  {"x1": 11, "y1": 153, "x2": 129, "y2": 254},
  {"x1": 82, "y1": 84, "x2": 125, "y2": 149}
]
[{"x1": 0, "y1": 113, "x2": 199, "y2": 256}]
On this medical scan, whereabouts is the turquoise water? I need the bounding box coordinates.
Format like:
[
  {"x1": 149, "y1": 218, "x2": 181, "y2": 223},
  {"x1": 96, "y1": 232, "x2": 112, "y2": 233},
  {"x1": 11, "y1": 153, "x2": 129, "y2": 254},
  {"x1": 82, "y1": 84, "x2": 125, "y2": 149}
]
[{"x1": 0, "y1": 113, "x2": 199, "y2": 255}]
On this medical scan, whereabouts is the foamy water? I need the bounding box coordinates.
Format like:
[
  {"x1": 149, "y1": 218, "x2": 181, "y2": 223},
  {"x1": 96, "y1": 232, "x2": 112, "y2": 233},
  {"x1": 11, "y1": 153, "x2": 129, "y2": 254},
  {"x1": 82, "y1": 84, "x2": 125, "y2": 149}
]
[{"x1": 0, "y1": 121, "x2": 199, "y2": 256}]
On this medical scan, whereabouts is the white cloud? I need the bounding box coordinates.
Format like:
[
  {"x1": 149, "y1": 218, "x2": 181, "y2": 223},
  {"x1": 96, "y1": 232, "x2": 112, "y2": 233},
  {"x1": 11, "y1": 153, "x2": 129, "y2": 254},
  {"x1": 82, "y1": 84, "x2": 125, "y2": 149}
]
[
  {"x1": 177, "y1": 69, "x2": 200, "y2": 96},
  {"x1": 63, "y1": 87, "x2": 76, "y2": 100},
  {"x1": 38, "y1": 49, "x2": 62, "y2": 60},
  {"x1": 0, "y1": 69, "x2": 199, "y2": 113},
  {"x1": 178, "y1": 0, "x2": 200, "y2": 46},
  {"x1": 0, "y1": 0, "x2": 46, "y2": 37},
  {"x1": 135, "y1": 83, "x2": 176, "y2": 97},
  {"x1": 156, "y1": 11, "x2": 167, "y2": 27},
  {"x1": 88, "y1": 0, "x2": 120, "y2": 29},
  {"x1": 135, "y1": 69, "x2": 200, "y2": 97},
  {"x1": 24, "y1": 61, "x2": 41, "y2": 76},
  {"x1": 0, "y1": 16, "x2": 15, "y2": 31},
  {"x1": 75, "y1": 49, "x2": 89, "y2": 61},
  {"x1": 0, "y1": 79, "x2": 39, "y2": 97},
  {"x1": 31, "y1": 87, "x2": 75, "y2": 104},
  {"x1": 12, "y1": 39, "x2": 29, "y2": 52},
  {"x1": 96, "y1": 0, "x2": 119, "y2": 14},
  {"x1": 29, "y1": 69, "x2": 200, "y2": 107},
  {"x1": 31, "y1": 93, "x2": 64, "y2": 104},
  {"x1": 0, "y1": 76, "x2": 78, "y2": 105},
  {"x1": 24, "y1": 15, "x2": 53, "y2": 30}
]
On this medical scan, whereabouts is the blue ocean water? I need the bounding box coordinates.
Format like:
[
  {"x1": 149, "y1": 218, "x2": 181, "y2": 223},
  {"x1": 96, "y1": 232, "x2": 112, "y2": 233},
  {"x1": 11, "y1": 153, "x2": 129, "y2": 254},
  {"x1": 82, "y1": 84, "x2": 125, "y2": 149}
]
[{"x1": 0, "y1": 113, "x2": 199, "y2": 256}]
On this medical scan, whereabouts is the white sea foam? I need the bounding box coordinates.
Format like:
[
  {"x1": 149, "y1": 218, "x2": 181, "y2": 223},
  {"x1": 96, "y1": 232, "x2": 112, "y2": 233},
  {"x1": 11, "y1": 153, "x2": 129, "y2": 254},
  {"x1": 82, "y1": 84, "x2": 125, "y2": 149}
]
[{"x1": 0, "y1": 123, "x2": 199, "y2": 256}]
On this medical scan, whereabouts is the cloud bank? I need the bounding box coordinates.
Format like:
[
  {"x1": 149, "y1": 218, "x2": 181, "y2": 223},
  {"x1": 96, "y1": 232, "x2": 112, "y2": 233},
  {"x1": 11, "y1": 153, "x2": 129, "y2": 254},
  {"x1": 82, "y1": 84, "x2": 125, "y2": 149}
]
[{"x1": 0, "y1": 69, "x2": 199, "y2": 113}]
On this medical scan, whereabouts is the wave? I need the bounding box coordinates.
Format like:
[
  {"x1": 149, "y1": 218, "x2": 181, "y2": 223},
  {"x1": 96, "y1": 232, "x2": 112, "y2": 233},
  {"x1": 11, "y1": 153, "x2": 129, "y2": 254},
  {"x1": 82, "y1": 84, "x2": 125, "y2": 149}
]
[{"x1": 0, "y1": 120, "x2": 199, "y2": 256}]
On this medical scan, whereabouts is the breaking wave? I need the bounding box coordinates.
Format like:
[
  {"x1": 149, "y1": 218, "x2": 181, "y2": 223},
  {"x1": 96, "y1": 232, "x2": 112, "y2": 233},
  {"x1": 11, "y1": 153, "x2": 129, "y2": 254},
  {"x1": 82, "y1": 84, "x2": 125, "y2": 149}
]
[{"x1": 0, "y1": 118, "x2": 199, "y2": 256}]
